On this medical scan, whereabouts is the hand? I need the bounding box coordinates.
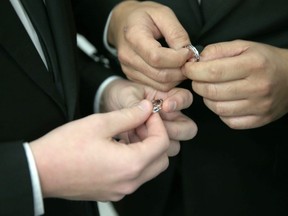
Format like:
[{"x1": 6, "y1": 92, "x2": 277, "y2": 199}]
[
  {"x1": 30, "y1": 100, "x2": 170, "y2": 202},
  {"x1": 183, "y1": 40, "x2": 288, "y2": 129},
  {"x1": 109, "y1": 1, "x2": 195, "y2": 91},
  {"x1": 101, "y1": 78, "x2": 198, "y2": 156}
]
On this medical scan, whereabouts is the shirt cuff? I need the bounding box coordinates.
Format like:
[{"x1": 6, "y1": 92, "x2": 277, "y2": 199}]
[
  {"x1": 23, "y1": 143, "x2": 44, "y2": 216},
  {"x1": 94, "y1": 76, "x2": 122, "y2": 113},
  {"x1": 103, "y1": 10, "x2": 117, "y2": 57}
]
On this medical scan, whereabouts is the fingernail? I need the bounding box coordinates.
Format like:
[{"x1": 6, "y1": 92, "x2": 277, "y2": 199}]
[{"x1": 168, "y1": 101, "x2": 177, "y2": 111}]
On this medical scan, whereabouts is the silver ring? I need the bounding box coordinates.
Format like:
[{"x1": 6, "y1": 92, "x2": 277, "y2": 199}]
[
  {"x1": 152, "y1": 99, "x2": 163, "y2": 113},
  {"x1": 184, "y1": 44, "x2": 200, "y2": 61}
]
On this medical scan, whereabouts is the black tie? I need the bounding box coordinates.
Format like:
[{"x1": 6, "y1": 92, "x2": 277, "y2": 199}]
[{"x1": 20, "y1": 0, "x2": 64, "y2": 97}]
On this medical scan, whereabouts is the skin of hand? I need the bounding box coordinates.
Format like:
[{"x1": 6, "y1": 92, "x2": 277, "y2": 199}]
[
  {"x1": 183, "y1": 40, "x2": 288, "y2": 129},
  {"x1": 108, "y1": 1, "x2": 195, "y2": 91},
  {"x1": 29, "y1": 78, "x2": 197, "y2": 202},
  {"x1": 100, "y1": 78, "x2": 198, "y2": 156},
  {"x1": 30, "y1": 100, "x2": 171, "y2": 202}
]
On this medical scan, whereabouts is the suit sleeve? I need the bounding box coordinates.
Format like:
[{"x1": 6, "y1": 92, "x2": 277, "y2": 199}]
[
  {"x1": 77, "y1": 48, "x2": 123, "y2": 115},
  {"x1": 0, "y1": 141, "x2": 34, "y2": 216}
]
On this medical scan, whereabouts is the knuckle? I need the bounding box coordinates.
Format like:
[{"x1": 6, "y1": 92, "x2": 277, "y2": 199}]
[
  {"x1": 110, "y1": 194, "x2": 126, "y2": 202},
  {"x1": 117, "y1": 49, "x2": 130, "y2": 65},
  {"x1": 225, "y1": 120, "x2": 239, "y2": 129},
  {"x1": 158, "y1": 5, "x2": 174, "y2": 14},
  {"x1": 154, "y1": 84, "x2": 170, "y2": 92},
  {"x1": 253, "y1": 51, "x2": 269, "y2": 69},
  {"x1": 179, "y1": 89, "x2": 193, "y2": 107},
  {"x1": 168, "y1": 141, "x2": 181, "y2": 157},
  {"x1": 119, "y1": 183, "x2": 138, "y2": 196},
  {"x1": 155, "y1": 69, "x2": 170, "y2": 82},
  {"x1": 213, "y1": 102, "x2": 228, "y2": 116},
  {"x1": 204, "y1": 43, "x2": 223, "y2": 56},
  {"x1": 258, "y1": 98, "x2": 274, "y2": 115},
  {"x1": 147, "y1": 51, "x2": 162, "y2": 67},
  {"x1": 124, "y1": 161, "x2": 143, "y2": 180},
  {"x1": 159, "y1": 85, "x2": 174, "y2": 92},
  {"x1": 171, "y1": 126, "x2": 181, "y2": 140},
  {"x1": 208, "y1": 67, "x2": 223, "y2": 81},
  {"x1": 222, "y1": 117, "x2": 242, "y2": 129},
  {"x1": 155, "y1": 81, "x2": 179, "y2": 92},
  {"x1": 162, "y1": 157, "x2": 169, "y2": 171},
  {"x1": 124, "y1": 24, "x2": 138, "y2": 42},
  {"x1": 205, "y1": 83, "x2": 218, "y2": 98},
  {"x1": 257, "y1": 79, "x2": 273, "y2": 98},
  {"x1": 154, "y1": 69, "x2": 182, "y2": 84},
  {"x1": 165, "y1": 26, "x2": 189, "y2": 46}
]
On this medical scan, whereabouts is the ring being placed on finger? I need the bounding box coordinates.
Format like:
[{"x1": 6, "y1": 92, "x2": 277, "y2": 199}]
[
  {"x1": 152, "y1": 99, "x2": 163, "y2": 113},
  {"x1": 184, "y1": 44, "x2": 200, "y2": 61}
]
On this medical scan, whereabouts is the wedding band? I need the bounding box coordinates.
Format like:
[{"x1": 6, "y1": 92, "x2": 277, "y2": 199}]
[
  {"x1": 152, "y1": 99, "x2": 163, "y2": 113},
  {"x1": 184, "y1": 44, "x2": 200, "y2": 61}
]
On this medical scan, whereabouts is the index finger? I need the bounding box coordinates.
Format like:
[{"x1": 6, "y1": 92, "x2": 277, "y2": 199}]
[
  {"x1": 154, "y1": 88, "x2": 193, "y2": 112},
  {"x1": 127, "y1": 30, "x2": 191, "y2": 68},
  {"x1": 135, "y1": 113, "x2": 169, "y2": 160},
  {"x1": 183, "y1": 55, "x2": 250, "y2": 83}
]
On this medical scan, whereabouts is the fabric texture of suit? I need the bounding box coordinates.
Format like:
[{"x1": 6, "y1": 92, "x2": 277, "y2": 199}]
[
  {"x1": 0, "y1": 0, "x2": 120, "y2": 215},
  {"x1": 113, "y1": 0, "x2": 288, "y2": 216}
]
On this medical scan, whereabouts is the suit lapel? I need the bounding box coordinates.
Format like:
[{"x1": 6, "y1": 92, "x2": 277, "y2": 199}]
[
  {"x1": 20, "y1": 0, "x2": 64, "y2": 96},
  {"x1": 0, "y1": 1, "x2": 66, "y2": 113},
  {"x1": 46, "y1": 0, "x2": 78, "y2": 120}
]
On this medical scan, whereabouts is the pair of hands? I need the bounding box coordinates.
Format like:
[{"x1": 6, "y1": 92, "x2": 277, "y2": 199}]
[
  {"x1": 109, "y1": 1, "x2": 288, "y2": 130},
  {"x1": 30, "y1": 78, "x2": 196, "y2": 202}
]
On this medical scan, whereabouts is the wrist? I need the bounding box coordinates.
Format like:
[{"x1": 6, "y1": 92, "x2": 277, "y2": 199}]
[
  {"x1": 94, "y1": 76, "x2": 122, "y2": 113},
  {"x1": 100, "y1": 78, "x2": 126, "y2": 113}
]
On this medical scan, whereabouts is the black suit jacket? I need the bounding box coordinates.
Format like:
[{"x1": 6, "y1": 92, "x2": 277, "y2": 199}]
[
  {"x1": 0, "y1": 0, "x2": 120, "y2": 215},
  {"x1": 114, "y1": 1, "x2": 288, "y2": 216}
]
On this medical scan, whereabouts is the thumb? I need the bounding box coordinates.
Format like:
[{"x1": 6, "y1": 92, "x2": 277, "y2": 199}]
[{"x1": 100, "y1": 100, "x2": 153, "y2": 137}]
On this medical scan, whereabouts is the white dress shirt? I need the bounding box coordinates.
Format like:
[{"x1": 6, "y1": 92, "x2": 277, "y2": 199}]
[{"x1": 10, "y1": 1, "x2": 46, "y2": 215}]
